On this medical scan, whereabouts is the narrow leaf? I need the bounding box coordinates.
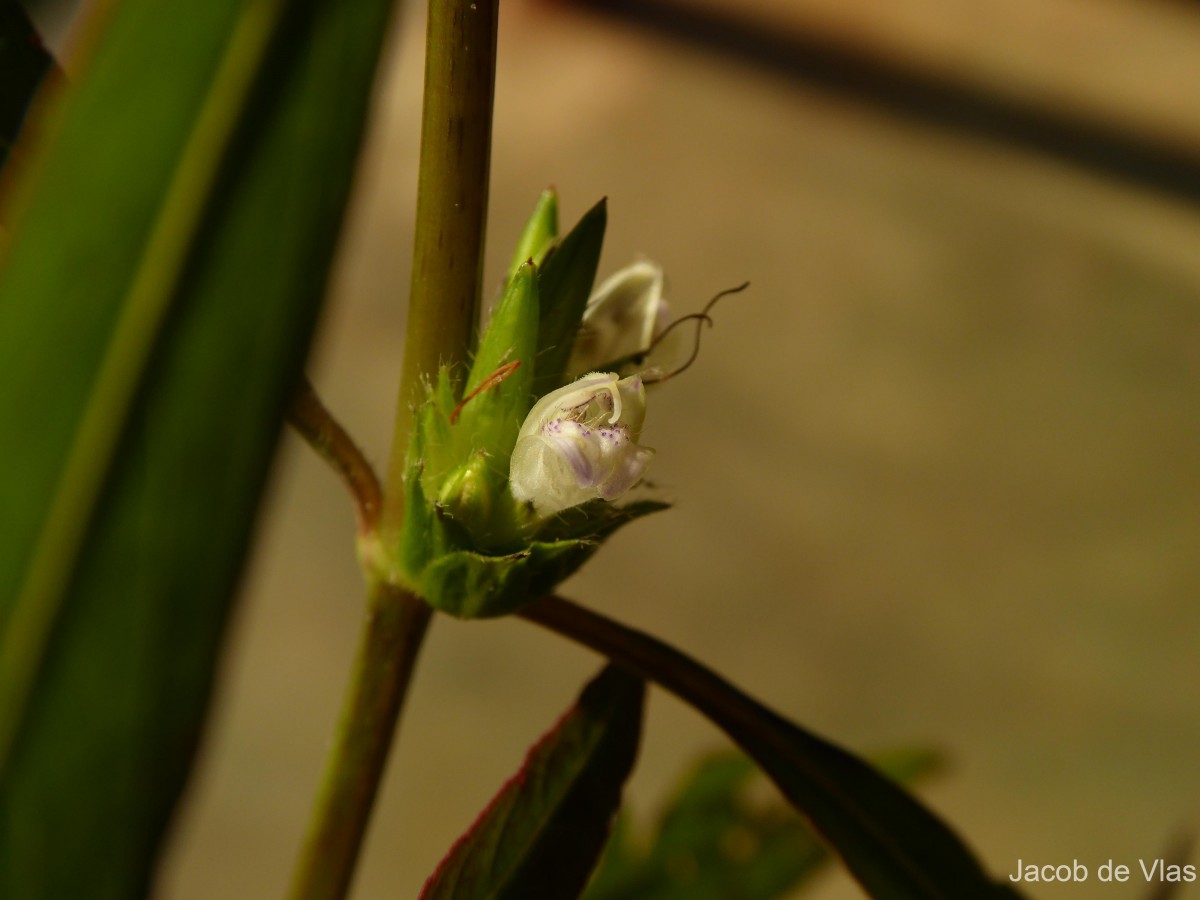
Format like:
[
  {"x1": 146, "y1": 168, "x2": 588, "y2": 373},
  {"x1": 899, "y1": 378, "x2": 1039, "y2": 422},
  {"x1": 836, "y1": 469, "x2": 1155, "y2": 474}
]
[
  {"x1": 586, "y1": 748, "x2": 941, "y2": 900},
  {"x1": 421, "y1": 665, "x2": 645, "y2": 900},
  {"x1": 533, "y1": 197, "x2": 606, "y2": 397},
  {"x1": 521, "y1": 597, "x2": 1024, "y2": 900},
  {"x1": 0, "y1": 0, "x2": 398, "y2": 894}
]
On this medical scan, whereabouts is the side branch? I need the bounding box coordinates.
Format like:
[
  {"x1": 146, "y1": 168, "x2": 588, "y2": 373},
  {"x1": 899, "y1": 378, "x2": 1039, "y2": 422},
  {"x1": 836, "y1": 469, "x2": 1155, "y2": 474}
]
[{"x1": 287, "y1": 375, "x2": 382, "y2": 535}]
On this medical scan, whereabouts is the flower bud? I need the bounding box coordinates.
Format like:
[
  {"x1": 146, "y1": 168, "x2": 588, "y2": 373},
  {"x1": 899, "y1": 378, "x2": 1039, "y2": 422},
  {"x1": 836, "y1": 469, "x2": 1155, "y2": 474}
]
[
  {"x1": 436, "y1": 454, "x2": 492, "y2": 524},
  {"x1": 568, "y1": 261, "x2": 662, "y2": 370},
  {"x1": 509, "y1": 372, "x2": 653, "y2": 517}
]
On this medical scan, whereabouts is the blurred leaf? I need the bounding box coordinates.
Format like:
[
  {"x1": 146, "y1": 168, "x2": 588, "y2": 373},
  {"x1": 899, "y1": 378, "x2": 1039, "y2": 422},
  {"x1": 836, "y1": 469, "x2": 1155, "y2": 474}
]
[
  {"x1": 586, "y1": 748, "x2": 941, "y2": 900},
  {"x1": 421, "y1": 665, "x2": 645, "y2": 900},
  {"x1": 732, "y1": 717, "x2": 1021, "y2": 900},
  {"x1": 0, "y1": 0, "x2": 398, "y2": 895},
  {"x1": 533, "y1": 197, "x2": 606, "y2": 397},
  {"x1": 0, "y1": 2, "x2": 55, "y2": 171},
  {"x1": 521, "y1": 597, "x2": 1026, "y2": 900}
]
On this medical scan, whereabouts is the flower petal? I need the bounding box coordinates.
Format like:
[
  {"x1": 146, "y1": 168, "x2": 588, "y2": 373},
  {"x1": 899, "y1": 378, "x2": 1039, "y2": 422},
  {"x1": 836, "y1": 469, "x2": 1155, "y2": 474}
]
[
  {"x1": 567, "y1": 260, "x2": 665, "y2": 375},
  {"x1": 510, "y1": 373, "x2": 653, "y2": 517}
]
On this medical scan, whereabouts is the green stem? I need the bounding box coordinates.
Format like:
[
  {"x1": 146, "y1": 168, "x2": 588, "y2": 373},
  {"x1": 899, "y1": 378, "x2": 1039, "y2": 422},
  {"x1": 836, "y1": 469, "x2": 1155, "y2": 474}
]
[
  {"x1": 287, "y1": 375, "x2": 382, "y2": 535},
  {"x1": 0, "y1": 0, "x2": 290, "y2": 774},
  {"x1": 381, "y1": 0, "x2": 499, "y2": 546},
  {"x1": 287, "y1": 580, "x2": 431, "y2": 900},
  {"x1": 287, "y1": 1, "x2": 499, "y2": 896}
]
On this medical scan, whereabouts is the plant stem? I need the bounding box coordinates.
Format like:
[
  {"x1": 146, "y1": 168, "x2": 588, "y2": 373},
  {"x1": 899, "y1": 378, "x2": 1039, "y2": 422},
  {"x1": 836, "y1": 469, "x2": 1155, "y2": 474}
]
[
  {"x1": 287, "y1": 375, "x2": 382, "y2": 535},
  {"x1": 287, "y1": 579, "x2": 431, "y2": 900},
  {"x1": 288, "y1": 0, "x2": 499, "y2": 896},
  {"x1": 381, "y1": 0, "x2": 499, "y2": 547}
]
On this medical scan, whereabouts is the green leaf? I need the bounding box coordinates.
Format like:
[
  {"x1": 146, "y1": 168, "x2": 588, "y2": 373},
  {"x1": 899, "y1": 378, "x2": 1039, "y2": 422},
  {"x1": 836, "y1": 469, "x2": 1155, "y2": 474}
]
[
  {"x1": 521, "y1": 598, "x2": 1025, "y2": 900},
  {"x1": 585, "y1": 748, "x2": 941, "y2": 900},
  {"x1": 0, "y1": 2, "x2": 55, "y2": 172},
  {"x1": 0, "y1": 0, "x2": 398, "y2": 895},
  {"x1": 416, "y1": 500, "x2": 667, "y2": 619},
  {"x1": 533, "y1": 197, "x2": 606, "y2": 397},
  {"x1": 421, "y1": 665, "x2": 645, "y2": 900},
  {"x1": 419, "y1": 540, "x2": 597, "y2": 619},
  {"x1": 732, "y1": 718, "x2": 1020, "y2": 900},
  {"x1": 532, "y1": 499, "x2": 670, "y2": 544},
  {"x1": 507, "y1": 187, "x2": 558, "y2": 281}
]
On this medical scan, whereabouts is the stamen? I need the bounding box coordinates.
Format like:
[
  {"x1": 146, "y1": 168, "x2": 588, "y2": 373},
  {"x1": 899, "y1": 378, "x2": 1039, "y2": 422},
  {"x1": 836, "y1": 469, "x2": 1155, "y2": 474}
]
[{"x1": 644, "y1": 281, "x2": 749, "y2": 385}]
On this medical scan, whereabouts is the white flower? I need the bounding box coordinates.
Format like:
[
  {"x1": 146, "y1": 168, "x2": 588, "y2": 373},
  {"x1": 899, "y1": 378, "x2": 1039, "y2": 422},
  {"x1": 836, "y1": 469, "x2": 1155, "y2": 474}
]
[
  {"x1": 509, "y1": 372, "x2": 654, "y2": 517},
  {"x1": 567, "y1": 261, "x2": 685, "y2": 377}
]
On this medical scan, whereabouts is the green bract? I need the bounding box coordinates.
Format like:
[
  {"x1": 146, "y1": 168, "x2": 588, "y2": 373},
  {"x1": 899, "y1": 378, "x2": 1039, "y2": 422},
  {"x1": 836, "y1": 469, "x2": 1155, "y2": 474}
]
[
  {"x1": 506, "y1": 187, "x2": 558, "y2": 283},
  {"x1": 394, "y1": 195, "x2": 666, "y2": 618}
]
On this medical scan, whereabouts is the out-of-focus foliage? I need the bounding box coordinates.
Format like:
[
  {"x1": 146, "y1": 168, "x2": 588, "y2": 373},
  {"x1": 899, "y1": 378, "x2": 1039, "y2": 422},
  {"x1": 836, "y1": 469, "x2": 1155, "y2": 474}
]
[
  {"x1": 0, "y1": 0, "x2": 398, "y2": 895},
  {"x1": 586, "y1": 748, "x2": 941, "y2": 900},
  {"x1": 0, "y1": 3, "x2": 54, "y2": 170},
  {"x1": 420, "y1": 665, "x2": 644, "y2": 900}
]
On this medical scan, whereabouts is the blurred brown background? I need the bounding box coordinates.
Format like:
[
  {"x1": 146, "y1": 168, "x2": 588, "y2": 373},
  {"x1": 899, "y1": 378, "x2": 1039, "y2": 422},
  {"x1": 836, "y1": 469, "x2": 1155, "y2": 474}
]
[{"x1": 45, "y1": 0, "x2": 1194, "y2": 896}]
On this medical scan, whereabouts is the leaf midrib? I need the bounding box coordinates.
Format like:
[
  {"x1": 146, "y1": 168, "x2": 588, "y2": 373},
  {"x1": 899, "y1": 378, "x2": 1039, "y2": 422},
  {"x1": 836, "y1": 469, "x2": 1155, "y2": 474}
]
[{"x1": 0, "y1": 0, "x2": 290, "y2": 774}]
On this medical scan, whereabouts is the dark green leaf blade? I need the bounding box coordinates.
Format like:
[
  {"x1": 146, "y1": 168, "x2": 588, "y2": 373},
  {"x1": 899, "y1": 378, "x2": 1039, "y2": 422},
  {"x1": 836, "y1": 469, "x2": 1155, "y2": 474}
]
[
  {"x1": 533, "y1": 197, "x2": 606, "y2": 397},
  {"x1": 421, "y1": 665, "x2": 645, "y2": 900},
  {"x1": 731, "y1": 715, "x2": 1021, "y2": 900},
  {"x1": 0, "y1": 0, "x2": 398, "y2": 895},
  {"x1": 586, "y1": 748, "x2": 941, "y2": 900},
  {"x1": 521, "y1": 598, "x2": 1025, "y2": 900}
]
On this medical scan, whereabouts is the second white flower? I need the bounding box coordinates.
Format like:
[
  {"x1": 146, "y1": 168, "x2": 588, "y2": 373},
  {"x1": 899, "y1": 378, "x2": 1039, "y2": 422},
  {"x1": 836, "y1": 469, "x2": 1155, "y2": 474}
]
[{"x1": 509, "y1": 372, "x2": 654, "y2": 517}]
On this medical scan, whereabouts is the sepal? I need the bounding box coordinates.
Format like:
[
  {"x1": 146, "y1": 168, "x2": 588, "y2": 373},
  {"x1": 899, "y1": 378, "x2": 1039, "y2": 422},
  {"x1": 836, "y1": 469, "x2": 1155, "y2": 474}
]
[
  {"x1": 416, "y1": 499, "x2": 668, "y2": 619},
  {"x1": 533, "y1": 198, "x2": 606, "y2": 396},
  {"x1": 505, "y1": 187, "x2": 558, "y2": 282},
  {"x1": 454, "y1": 260, "x2": 539, "y2": 467}
]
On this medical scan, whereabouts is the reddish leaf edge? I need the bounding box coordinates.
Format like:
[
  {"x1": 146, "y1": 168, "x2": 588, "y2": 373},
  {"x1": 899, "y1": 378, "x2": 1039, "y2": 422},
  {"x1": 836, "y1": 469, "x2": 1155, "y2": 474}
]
[
  {"x1": 420, "y1": 663, "x2": 645, "y2": 900},
  {"x1": 520, "y1": 595, "x2": 1024, "y2": 900}
]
